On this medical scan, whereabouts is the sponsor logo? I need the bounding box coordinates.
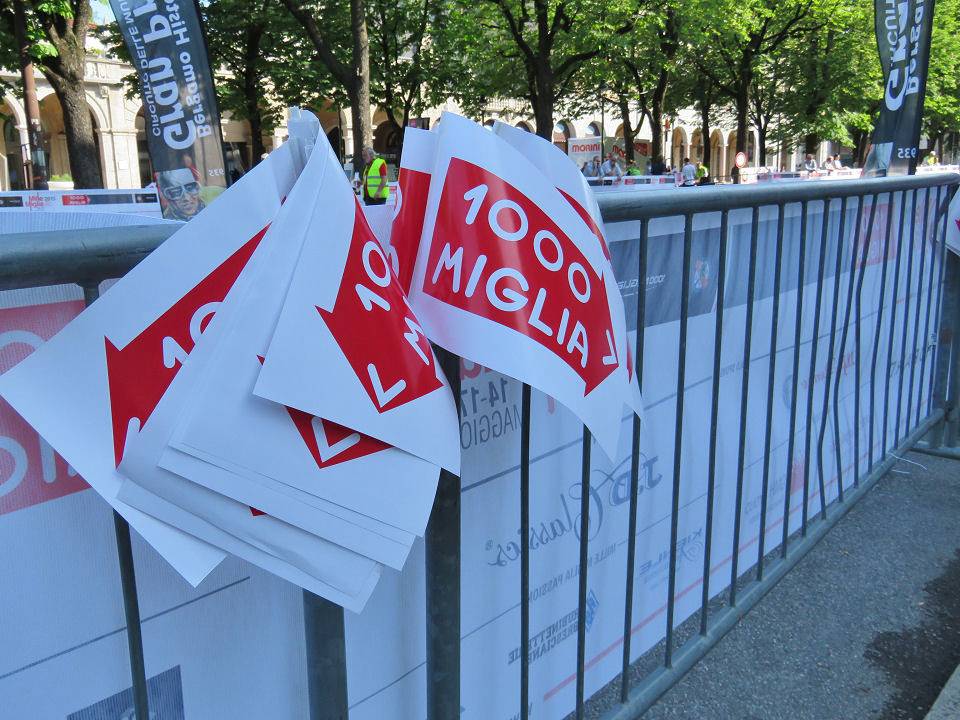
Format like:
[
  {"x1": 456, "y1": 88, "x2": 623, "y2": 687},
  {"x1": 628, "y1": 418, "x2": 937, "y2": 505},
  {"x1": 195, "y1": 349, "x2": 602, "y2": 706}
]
[
  {"x1": 485, "y1": 453, "x2": 662, "y2": 568},
  {"x1": 1, "y1": 301, "x2": 89, "y2": 515},
  {"x1": 692, "y1": 258, "x2": 711, "y2": 291}
]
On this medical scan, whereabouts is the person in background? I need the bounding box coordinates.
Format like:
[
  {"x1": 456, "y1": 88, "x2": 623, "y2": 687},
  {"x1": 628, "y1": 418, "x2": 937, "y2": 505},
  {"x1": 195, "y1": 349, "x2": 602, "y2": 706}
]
[
  {"x1": 361, "y1": 146, "x2": 389, "y2": 205},
  {"x1": 833, "y1": 155, "x2": 844, "y2": 170},
  {"x1": 582, "y1": 156, "x2": 601, "y2": 177},
  {"x1": 803, "y1": 154, "x2": 818, "y2": 172},
  {"x1": 821, "y1": 155, "x2": 835, "y2": 172},
  {"x1": 680, "y1": 157, "x2": 697, "y2": 187},
  {"x1": 696, "y1": 162, "x2": 709, "y2": 181},
  {"x1": 924, "y1": 152, "x2": 939, "y2": 166},
  {"x1": 626, "y1": 159, "x2": 643, "y2": 176},
  {"x1": 600, "y1": 152, "x2": 623, "y2": 181}
]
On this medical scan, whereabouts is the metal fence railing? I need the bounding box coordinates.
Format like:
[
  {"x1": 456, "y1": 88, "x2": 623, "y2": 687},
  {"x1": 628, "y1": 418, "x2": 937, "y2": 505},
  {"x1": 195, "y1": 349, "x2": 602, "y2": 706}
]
[{"x1": 1, "y1": 171, "x2": 958, "y2": 720}]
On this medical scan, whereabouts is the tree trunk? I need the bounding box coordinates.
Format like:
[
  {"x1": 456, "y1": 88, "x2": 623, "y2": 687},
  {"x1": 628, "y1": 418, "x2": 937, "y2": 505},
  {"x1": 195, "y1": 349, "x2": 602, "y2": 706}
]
[
  {"x1": 757, "y1": 125, "x2": 767, "y2": 166},
  {"x1": 243, "y1": 24, "x2": 266, "y2": 167},
  {"x1": 532, "y1": 68, "x2": 554, "y2": 141},
  {"x1": 617, "y1": 96, "x2": 635, "y2": 162},
  {"x1": 733, "y1": 87, "x2": 749, "y2": 182},
  {"x1": 804, "y1": 133, "x2": 819, "y2": 156},
  {"x1": 350, "y1": 0, "x2": 373, "y2": 161},
  {"x1": 47, "y1": 75, "x2": 102, "y2": 188},
  {"x1": 852, "y1": 129, "x2": 869, "y2": 167},
  {"x1": 700, "y1": 100, "x2": 711, "y2": 169},
  {"x1": 650, "y1": 105, "x2": 664, "y2": 163},
  {"x1": 13, "y1": 0, "x2": 46, "y2": 188}
]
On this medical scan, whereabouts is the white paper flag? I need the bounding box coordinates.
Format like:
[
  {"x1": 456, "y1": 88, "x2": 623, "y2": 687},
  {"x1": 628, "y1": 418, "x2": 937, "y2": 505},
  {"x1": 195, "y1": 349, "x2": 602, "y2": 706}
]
[
  {"x1": 253, "y1": 134, "x2": 460, "y2": 474},
  {"x1": 405, "y1": 112, "x2": 631, "y2": 458},
  {"x1": 152, "y1": 126, "x2": 439, "y2": 560},
  {"x1": 0, "y1": 136, "x2": 306, "y2": 584},
  {"x1": 491, "y1": 120, "x2": 644, "y2": 420},
  {"x1": 116, "y1": 119, "x2": 385, "y2": 610}
]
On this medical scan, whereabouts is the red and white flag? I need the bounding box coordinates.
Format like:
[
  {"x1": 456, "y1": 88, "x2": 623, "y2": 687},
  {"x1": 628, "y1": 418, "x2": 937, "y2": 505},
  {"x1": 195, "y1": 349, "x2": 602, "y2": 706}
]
[
  {"x1": 0, "y1": 127, "x2": 310, "y2": 584},
  {"x1": 491, "y1": 120, "x2": 644, "y2": 421},
  {"x1": 390, "y1": 128, "x2": 437, "y2": 294},
  {"x1": 252, "y1": 133, "x2": 460, "y2": 474},
  {"x1": 405, "y1": 113, "x2": 633, "y2": 458},
  {"x1": 142, "y1": 130, "x2": 442, "y2": 567}
]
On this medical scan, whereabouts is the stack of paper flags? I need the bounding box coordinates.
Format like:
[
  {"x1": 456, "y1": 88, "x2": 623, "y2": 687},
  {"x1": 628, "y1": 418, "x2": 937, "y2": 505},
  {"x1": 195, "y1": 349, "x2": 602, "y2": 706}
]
[{"x1": 0, "y1": 109, "x2": 642, "y2": 611}]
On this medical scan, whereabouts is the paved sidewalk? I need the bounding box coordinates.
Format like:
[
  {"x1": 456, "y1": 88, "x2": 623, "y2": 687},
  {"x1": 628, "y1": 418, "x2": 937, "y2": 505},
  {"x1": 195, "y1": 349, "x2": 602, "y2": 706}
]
[
  {"x1": 926, "y1": 664, "x2": 960, "y2": 720},
  {"x1": 638, "y1": 450, "x2": 960, "y2": 720}
]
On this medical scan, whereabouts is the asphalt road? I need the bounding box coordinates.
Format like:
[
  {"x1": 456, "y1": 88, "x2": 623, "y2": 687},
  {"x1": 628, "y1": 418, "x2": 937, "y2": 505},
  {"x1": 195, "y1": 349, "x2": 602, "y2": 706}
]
[{"x1": 631, "y1": 449, "x2": 960, "y2": 720}]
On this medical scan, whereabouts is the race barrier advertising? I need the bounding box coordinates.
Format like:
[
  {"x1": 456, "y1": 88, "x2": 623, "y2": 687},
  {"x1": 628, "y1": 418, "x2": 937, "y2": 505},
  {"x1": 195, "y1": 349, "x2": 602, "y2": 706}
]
[{"x1": 0, "y1": 107, "x2": 957, "y2": 719}]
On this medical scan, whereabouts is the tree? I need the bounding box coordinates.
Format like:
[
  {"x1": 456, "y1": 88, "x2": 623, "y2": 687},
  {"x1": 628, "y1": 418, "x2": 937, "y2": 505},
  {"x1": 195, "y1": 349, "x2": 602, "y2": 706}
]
[
  {"x1": 691, "y1": 0, "x2": 819, "y2": 178},
  {"x1": 921, "y1": 0, "x2": 960, "y2": 156},
  {"x1": 449, "y1": 0, "x2": 632, "y2": 139},
  {"x1": 2, "y1": 0, "x2": 102, "y2": 187},
  {"x1": 202, "y1": 0, "x2": 301, "y2": 167},
  {"x1": 281, "y1": 0, "x2": 373, "y2": 162},
  {"x1": 616, "y1": 3, "x2": 680, "y2": 162},
  {"x1": 766, "y1": 1, "x2": 878, "y2": 160},
  {"x1": 368, "y1": 0, "x2": 451, "y2": 145},
  {"x1": 748, "y1": 57, "x2": 782, "y2": 166}
]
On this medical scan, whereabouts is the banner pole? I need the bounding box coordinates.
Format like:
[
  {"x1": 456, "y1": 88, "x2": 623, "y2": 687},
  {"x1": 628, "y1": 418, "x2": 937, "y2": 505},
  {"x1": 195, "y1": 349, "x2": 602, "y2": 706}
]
[
  {"x1": 83, "y1": 283, "x2": 150, "y2": 720},
  {"x1": 909, "y1": 0, "x2": 938, "y2": 175},
  {"x1": 425, "y1": 347, "x2": 462, "y2": 719},
  {"x1": 192, "y1": 0, "x2": 234, "y2": 185}
]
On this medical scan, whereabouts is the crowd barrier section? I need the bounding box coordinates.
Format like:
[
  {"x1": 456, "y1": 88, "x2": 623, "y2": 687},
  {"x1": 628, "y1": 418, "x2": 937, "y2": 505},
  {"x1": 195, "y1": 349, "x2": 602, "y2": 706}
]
[{"x1": 1, "y1": 172, "x2": 958, "y2": 719}]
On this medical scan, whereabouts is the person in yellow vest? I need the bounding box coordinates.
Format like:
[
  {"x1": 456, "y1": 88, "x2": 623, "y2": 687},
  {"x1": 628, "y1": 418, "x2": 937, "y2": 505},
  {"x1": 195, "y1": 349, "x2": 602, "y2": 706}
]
[{"x1": 361, "y1": 146, "x2": 389, "y2": 205}]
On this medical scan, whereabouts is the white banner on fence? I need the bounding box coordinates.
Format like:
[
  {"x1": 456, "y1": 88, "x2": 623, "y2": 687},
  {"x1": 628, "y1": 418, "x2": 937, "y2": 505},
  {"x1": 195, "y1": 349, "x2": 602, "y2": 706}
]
[
  {"x1": 0, "y1": 162, "x2": 945, "y2": 716},
  {"x1": 0, "y1": 188, "x2": 163, "y2": 217}
]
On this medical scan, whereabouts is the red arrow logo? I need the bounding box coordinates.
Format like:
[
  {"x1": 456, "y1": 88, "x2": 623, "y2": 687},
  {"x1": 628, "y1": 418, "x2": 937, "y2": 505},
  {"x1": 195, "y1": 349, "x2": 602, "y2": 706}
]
[
  {"x1": 318, "y1": 201, "x2": 443, "y2": 413},
  {"x1": 105, "y1": 227, "x2": 268, "y2": 466},
  {"x1": 256, "y1": 354, "x2": 388, "y2": 468},
  {"x1": 424, "y1": 158, "x2": 618, "y2": 395},
  {"x1": 392, "y1": 166, "x2": 432, "y2": 294}
]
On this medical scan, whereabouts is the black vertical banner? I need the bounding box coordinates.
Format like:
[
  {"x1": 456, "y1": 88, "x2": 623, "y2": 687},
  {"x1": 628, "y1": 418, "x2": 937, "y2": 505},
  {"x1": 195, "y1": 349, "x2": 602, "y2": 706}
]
[
  {"x1": 110, "y1": 0, "x2": 228, "y2": 219},
  {"x1": 863, "y1": 0, "x2": 937, "y2": 176}
]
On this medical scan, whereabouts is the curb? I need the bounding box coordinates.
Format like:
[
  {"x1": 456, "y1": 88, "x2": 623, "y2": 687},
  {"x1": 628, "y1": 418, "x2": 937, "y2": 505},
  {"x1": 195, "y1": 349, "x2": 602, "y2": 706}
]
[{"x1": 926, "y1": 664, "x2": 960, "y2": 720}]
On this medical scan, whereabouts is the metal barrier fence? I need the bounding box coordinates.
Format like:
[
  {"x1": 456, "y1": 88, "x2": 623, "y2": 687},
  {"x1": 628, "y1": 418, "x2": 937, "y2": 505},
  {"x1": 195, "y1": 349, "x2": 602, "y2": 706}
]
[{"x1": 1, "y1": 170, "x2": 958, "y2": 719}]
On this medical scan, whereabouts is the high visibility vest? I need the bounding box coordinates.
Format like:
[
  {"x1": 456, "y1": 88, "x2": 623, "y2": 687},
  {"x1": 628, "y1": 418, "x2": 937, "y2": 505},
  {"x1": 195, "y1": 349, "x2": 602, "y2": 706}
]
[{"x1": 364, "y1": 157, "x2": 389, "y2": 199}]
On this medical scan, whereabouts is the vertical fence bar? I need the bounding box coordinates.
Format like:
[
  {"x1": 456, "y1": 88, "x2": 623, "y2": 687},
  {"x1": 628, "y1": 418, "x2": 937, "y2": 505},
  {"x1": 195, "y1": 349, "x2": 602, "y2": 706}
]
[
  {"x1": 868, "y1": 192, "x2": 896, "y2": 474},
  {"x1": 519, "y1": 383, "x2": 531, "y2": 720},
  {"x1": 792, "y1": 198, "x2": 830, "y2": 559},
  {"x1": 82, "y1": 283, "x2": 150, "y2": 720},
  {"x1": 905, "y1": 187, "x2": 931, "y2": 433},
  {"x1": 930, "y1": 248, "x2": 959, "y2": 445},
  {"x1": 917, "y1": 186, "x2": 944, "y2": 426},
  {"x1": 621, "y1": 218, "x2": 649, "y2": 702},
  {"x1": 927, "y1": 185, "x2": 953, "y2": 423},
  {"x1": 665, "y1": 214, "x2": 693, "y2": 665},
  {"x1": 303, "y1": 593, "x2": 349, "y2": 720},
  {"x1": 850, "y1": 194, "x2": 879, "y2": 486},
  {"x1": 426, "y1": 348, "x2": 462, "y2": 720},
  {"x1": 700, "y1": 210, "x2": 729, "y2": 633},
  {"x1": 830, "y1": 195, "x2": 866, "y2": 500},
  {"x1": 575, "y1": 428, "x2": 592, "y2": 719},
  {"x1": 883, "y1": 190, "x2": 910, "y2": 455},
  {"x1": 729, "y1": 206, "x2": 760, "y2": 607},
  {"x1": 756, "y1": 204, "x2": 786, "y2": 580},
  {"x1": 815, "y1": 197, "x2": 849, "y2": 524},
  {"x1": 946, "y1": 262, "x2": 960, "y2": 449},
  {"x1": 895, "y1": 190, "x2": 920, "y2": 446}
]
